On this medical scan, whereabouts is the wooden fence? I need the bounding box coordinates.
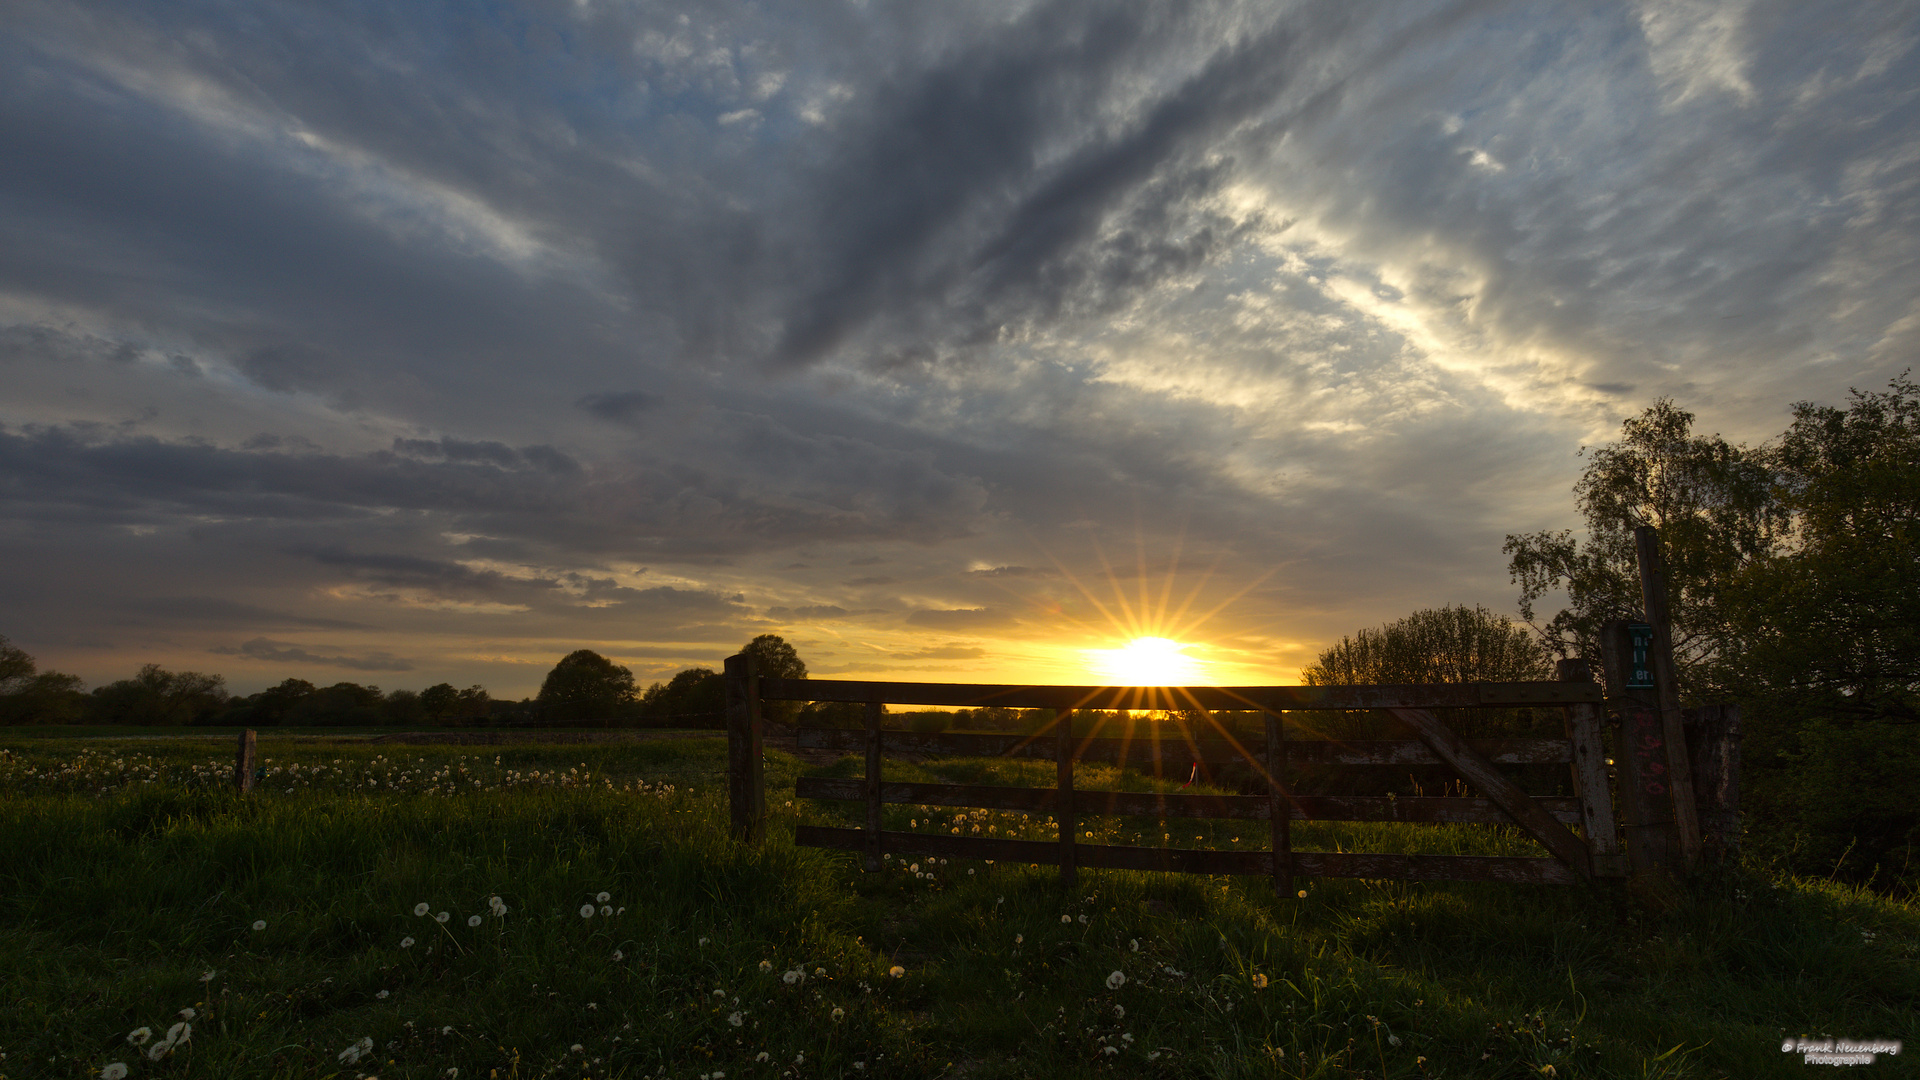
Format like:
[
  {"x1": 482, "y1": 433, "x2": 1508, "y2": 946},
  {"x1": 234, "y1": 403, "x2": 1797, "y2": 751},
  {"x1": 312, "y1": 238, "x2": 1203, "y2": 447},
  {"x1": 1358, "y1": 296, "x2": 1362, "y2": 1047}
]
[{"x1": 725, "y1": 656, "x2": 1636, "y2": 893}]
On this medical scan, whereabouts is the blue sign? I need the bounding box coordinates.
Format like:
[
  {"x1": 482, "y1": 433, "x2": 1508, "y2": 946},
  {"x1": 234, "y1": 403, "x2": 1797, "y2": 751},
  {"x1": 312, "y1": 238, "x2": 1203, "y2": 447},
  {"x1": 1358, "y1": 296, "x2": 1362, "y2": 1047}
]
[{"x1": 1626, "y1": 622, "x2": 1656, "y2": 689}]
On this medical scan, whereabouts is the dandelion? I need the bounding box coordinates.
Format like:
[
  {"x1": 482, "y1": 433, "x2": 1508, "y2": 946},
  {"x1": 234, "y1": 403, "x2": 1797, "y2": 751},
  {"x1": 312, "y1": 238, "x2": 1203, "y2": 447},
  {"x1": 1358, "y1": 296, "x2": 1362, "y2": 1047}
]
[
  {"x1": 1014, "y1": 934, "x2": 1024, "y2": 944},
  {"x1": 414, "y1": 902, "x2": 431, "y2": 916},
  {"x1": 699, "y1": 936, "x2": 710, "y2": 945},
  {"x1": 580, "y1": 904, "x2": 596, "y2": 919},
  {"x1": 795, "y1": 1052, "x2": 805, "y2": 1064},
  {"x1": 338, "y1": 1036, "x2": 374, "y2": 1065},
  {"x1": 755, "y1": 1052, "x2": 770, "y2": 1063},
  {"x1": 909, "y1": 863, "x2": 919, "y2": 873},
  {"x1": 617, "y1": 906, "x2": 625, "y2": 915},
  {"x1": 489, "y1": 896, "x2": 507, "y2": 916},
  {"x1": 467, "y1": 915, "x2": 483, "y2": 927},
  {"x1": 597, "y1": 891, "x2": 610, "y2": 902},
  {"x1": 435, "y1": 911, "x2": 450, "y2": 923},
  {"x1": 100, "y1": 1064, "x2": 129, "y2": 1080},
  {"x1": 1129, "y1": 938, "x2": 1139, "y2": 952},
  {"x1": 728, "y1": 1011, "x2": 745, "y2": 1027},
  {"x1": 612, "y1": 950, "x2": 624, "y2": 961},
  {"x1": 783, "y1": 969, "x2": 803, "y2": 985},
  {"x1": 713, "y1": 988, "x2": 727, "y2": 998},
  {"x1": 831, "y1": 1007, "x2": 844, "y2": 1021},
  {"x1": 1106, "y1": 971, "x2": 1127, "y2": 990},
  {"x1": 252, "y1": 919, "x2": 267, "y2": 931},
  {"x1": 440, "y1": 1026, "x2": 453, "y2": 1036},
  {"x1": 1251, "y1": 973, "x2": 1268, "y2": 989},
  {"x1": 571, "y1": 1044, "x2": 584, "y2": 1053},
  {"x1": 1101, "y1": 1045, "x2": 1120, "y2": 1056},
  {"x1": 600, "y1": 905, "x2": 613, "y2": 917},
  {"x1": 198, "y1": 969, "x2": 216, "y2": 982},
  {"x1": 1297, "y1": 890, "x2": 1307, "y2": 899},
  {"x1": 126, "y1": 1028, "x2": 152, "y2": 1047},
  {"x1": 401, "y1": 937, "x2": 415, "y2": 948},
  {"x1": 147, "y1": 1041, "x2": 173, "y2": 1062},
  {"x1": 1078, "y1": 914, "x2": 1088, "y2": 924},
  {"x1": 376, "y1": 990, "x2": 390, "y2": 999},
  {"x1": 447, "y1": 1070, "x2": 460, "y2": 1079},
  {"x1": 815, "y1": 967, "x2": 826, "y2": 976},
  {"x1": 1061, "y1": 915, "x2": 1071, "y2": 924},
  {"x1": 176, "y1": 1007, "x2": 196, "y2": 1021},
  {"x1": 759, "y1": 960, "x2": 774, "y2": 973},
  {"x1": 888, "y1": 965, "x2": 905, "y2": 978}
]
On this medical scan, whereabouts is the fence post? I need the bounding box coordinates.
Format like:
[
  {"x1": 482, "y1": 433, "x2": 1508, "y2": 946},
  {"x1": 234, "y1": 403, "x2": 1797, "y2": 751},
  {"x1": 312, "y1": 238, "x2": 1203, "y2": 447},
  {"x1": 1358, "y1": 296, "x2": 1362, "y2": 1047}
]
[
  {"x1": 1684, "y1": 704, "x2": 1742, "y2": 864},
  {"x1": 1266, "y1": 711, "x2": 1292, "y2": 897},
  {"x1": 864, "y1": 701, "x2": 884, "y2": 872},
  {"x1": 1558, "y1": 658, "x2": 1622, "y2": 876},
  {"x1": 1634, "y1": 525, "x2": 1703, "y2": 867},
  {"x1": 1056, "y1": 710, "x2": 1076, "y2": 889},
  {"x1": 724, "y1": 653, "x2": 765, "y2": 844},
  {"x1": 234, "y1": 729, "x2": 256, "y2": 793},
  {"x1": 1599, "y1": 619, "x2": 1674, "y2": 873}
]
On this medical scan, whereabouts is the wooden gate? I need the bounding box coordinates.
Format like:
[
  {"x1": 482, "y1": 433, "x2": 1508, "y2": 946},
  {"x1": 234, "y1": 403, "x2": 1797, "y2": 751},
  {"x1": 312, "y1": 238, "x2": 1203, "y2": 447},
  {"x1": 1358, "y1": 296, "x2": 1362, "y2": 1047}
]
[{"x1": 726, "y1": 656, "x2": 1628, "y2": 893}]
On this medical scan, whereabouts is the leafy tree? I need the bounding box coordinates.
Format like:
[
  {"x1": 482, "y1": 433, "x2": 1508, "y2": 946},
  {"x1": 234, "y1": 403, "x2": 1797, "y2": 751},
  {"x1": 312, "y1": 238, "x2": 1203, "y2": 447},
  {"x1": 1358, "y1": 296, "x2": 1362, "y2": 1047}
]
[
  {"x1": 741, "y1": 634, "x2": 808, "y2": 679},
  {"x1": 1725, "y1": 375, "x2": 1920, "y2": 725},
  {"x1": 284, "y1": 682, "x2": 385, "y2": 726},
  {"x1": 537, "y1": 650, "x2": 636, "y2": 725},
  {"x1": 1303, "y1": 604, "x2": 1552, "y2": 687},
  {"x1": 89, "y1": 664, "x2": 229, "y2": 726},
  {"x1": 0, "y1": 634, "x2": 33, "y2": 687},
  {"x1": 419, "y1": 682, "x2": 461, "y2": 722},
  {"x1": 637, "y1": 667, "x2": 724, "y2": 726},
  {"x1": 247, "y1": 678, "x2": 317, "y2": 726},
  {"x1": 1503, "y1": 400, "x2": 1784, "y2": 698},
  {"x1": 0, "y1": 635, "x2": 86, "y2": 724}
]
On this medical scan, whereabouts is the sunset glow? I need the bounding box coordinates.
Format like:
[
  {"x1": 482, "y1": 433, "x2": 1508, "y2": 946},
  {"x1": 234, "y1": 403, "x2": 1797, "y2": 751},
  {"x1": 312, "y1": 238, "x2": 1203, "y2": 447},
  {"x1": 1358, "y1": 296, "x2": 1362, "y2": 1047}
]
[{"x1": 1083, "y1": 637, "x2": 1207, "y2": 687}]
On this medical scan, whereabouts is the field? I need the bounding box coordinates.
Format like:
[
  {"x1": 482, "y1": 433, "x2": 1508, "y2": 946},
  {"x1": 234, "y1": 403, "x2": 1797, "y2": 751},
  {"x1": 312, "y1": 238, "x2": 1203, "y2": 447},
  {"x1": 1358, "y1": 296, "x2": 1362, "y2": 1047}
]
[{"x1": 2, "y1": 732, "x2": 1916, "y2": 1080}]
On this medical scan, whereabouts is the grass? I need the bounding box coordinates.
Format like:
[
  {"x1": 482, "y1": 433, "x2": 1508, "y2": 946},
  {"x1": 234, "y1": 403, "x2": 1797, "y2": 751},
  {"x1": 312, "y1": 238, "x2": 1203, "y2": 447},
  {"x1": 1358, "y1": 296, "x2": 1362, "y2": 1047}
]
[{"x1": 1, "y1": 734, "x2": 1916, "y2": 1080}]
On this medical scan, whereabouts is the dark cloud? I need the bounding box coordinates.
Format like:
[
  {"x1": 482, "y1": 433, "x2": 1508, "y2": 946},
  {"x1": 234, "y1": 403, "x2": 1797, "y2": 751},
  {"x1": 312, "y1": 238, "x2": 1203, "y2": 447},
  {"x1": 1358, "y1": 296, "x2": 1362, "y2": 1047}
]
[
  {"x1": 211, "y1": 637, "x2": 413, "y2": 672},
  {"x1": 121, "y1": 597, "x2": 370, "y2": 631},
  {"x1": 906, "y1": 608, "x2": 1014, "y2": 631},
  {"x1": 578, "y1": 391, "x2": 663, "y2": 425}
]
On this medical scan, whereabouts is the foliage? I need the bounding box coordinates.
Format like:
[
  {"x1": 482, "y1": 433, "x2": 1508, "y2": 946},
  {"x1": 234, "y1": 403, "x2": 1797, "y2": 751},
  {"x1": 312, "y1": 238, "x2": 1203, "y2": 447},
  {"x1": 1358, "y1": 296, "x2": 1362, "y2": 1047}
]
[
  {"x1": 1, "y1": 734, "x2": 1916, "y2": 1080},
  {"x1": 1504, "y1": 400, "x2": 1784, "y2": 697},
  {"x1": 638, "y1": 667, "x2": 726, "y2": 725},
  {"x1": 0, "y1": 635, "x2": 88, "y2": 725},
  {"x1": 1302, "y1": 604, "x2": 1552, "y2": 686},
  {"x1": 88, "y1": 664, "x2": 229, "y2": 726},
  {"x1": 743, "y1": 633, "x2": 808, "y2": 679},
  {"x1": 536, "y1": 649, "x2": 638, "y2": 725}
]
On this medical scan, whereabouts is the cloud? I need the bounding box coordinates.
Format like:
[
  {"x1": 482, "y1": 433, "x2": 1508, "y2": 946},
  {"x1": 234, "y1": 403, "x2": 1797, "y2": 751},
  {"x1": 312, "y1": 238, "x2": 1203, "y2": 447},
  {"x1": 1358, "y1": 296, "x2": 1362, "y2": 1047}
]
[
  {"x1": 906, "y1": 608, "x2": 1014, "y2": 631},
  {"x1": 578, "y1": 391, "x2": 663, "y2": 425},
  {"x1": 211, "y1": 637, "x2": 413, "y2": 672}
]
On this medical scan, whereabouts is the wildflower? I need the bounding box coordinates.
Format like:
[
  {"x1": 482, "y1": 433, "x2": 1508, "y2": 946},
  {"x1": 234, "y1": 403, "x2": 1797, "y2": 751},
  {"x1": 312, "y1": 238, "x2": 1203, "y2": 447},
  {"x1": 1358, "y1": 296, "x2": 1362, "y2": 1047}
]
[
  {"x1": 759, "y1": 960, "x2": 774, "y2": 974},
  {"x1": 1106, "y1": 971, "x2": 1127, "y2": 990},
  {"x1": 1297, "y1": 890, "x2": 1307, "y2": 899},
  {"x1": 587, "y1": 1002, "x2": 598, "y2": 1009},
  {"x1": 580, "y1": 904, "x2": 596, "y2": 919},
  {"x1": 447, "y1": 1070, "x2": 460, "y2": 1078},
  {"x1": 1101, "y1": 1045, "x2": 1120, "y2": 1056},
  {"x1": 612, "y1": 950, "x2": 624, "y2": 961},
  {"x1": 176, "y1": 1007, "x2": 195, "y2": 1021},
  {"x1": 126, "y1": 1028, "x2": 152, "y2": 1047},
  {"x1": 338, "y1": 1036, "x2": 374, "y2": 1065},
  {"x1": 252, "y1": 920, "x2": 268, "y2": 931},
  {"x1": 756, "y1": 1052, "x2": 770, "y2": 1063},
  {"x1": 1078, "y1": 914, "x2": 1088, "y2": 924},
  {"x1": 467, "y1": 915, "x2": 482, "y2": 927},
  {"x1": 699, "y1": 936, "x2": 709, "y2": 945},
  {"x1": 854, "y1": 1063, "x2": 865, "y2": 1071},
  {"x1": 1113, "y1": 1005, "x2": 1125, "y2": 1019},
  {"x1": 601, "y1": 905, "x2": 613, "y2": 917},
  {"x1": 101, "y1": 1064, "x2": 129, "y2": 1080},
  {"x1": 198, "y1": 970, "x2": 216, "y2": 982},
  {"x1": 1389, "y1": 1035, "x2": 1402, "y2": 1047},
  {"x1": 401, "y1": 937, "x2": 415, "y2": 948},
  {"x1": 414, "y1": 902, "x2": 431, "y2": 916},
  {"x1": 440, "y1": 1027, "x2": 453, "y2": 1036},
  {"x1": 1061, "y1": 915, "x2": 1071, "y2": 924},
  {"x1": 489, "y1": 896, "x2": 507, "y2": 916},
  {"x1": 617, "y1": 907, "x2": 625, "y2": 915},
  {"x1": 782, "y1": 969, "x2": 803, "y2": 985},
  {"x1": 909, "y1": 863, "x2": 919, "y2": 873},
  {"x1": 729, "y1": 1011, "x2": 745, "y2": 1027},
  {"x1": 713, "y1": 988, "x2": 726, "y2": 998},
  {"x1": 1251, "y1": 973, "x2": 1268, "y2": 989},
  {"x1": 435, "y1": 911, "x2": 450, "y2": 923},
  {"x1": 795, "y1": 1052, "x2": 805, "y2": 1064},
  {"x1": 147, "y1": 1041, "x2": 173, "y2": 1062},
  {"x1": 1129, "y1": 938, "x2": 1139, "y2": 952},
  {"x1": 888, "y1": 965, "x2": 905, "y2": 978},
  {"x1": 815, "y1": 967, "x2": 826, "y2": 976},
  {"x1": 831, "y1": 1007, "x2": 845, "y2": 1021},
  {"x1": 597, "y1": 891, "x2": 611, "y2": 903},
  {"x1": 571, "y1": 1044, "x2": 584, "y2": 1053},
  {"x1": 376, "y1": 989, "x2": 390, "y2": 999}
]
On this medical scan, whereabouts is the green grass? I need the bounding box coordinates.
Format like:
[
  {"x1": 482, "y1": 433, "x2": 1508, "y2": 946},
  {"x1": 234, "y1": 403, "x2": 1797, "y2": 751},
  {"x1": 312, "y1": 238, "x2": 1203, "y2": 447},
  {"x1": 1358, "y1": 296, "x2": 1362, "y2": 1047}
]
[{"x1": 1, "y1": 735, "x2": 1916, "y2": 1080}]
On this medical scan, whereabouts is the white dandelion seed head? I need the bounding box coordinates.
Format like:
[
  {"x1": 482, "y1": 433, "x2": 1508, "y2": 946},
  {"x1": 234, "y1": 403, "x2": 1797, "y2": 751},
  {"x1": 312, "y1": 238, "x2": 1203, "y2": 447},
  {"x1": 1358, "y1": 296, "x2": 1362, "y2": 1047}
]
[
  {"x1": 596, "y1": 891, "x2": 610, "y2": 903},
  {"x1": 176, "y1": 1007, "x2": 195, "y2": 1021},
  {"x1": 616, "y1": 906, "x2": 624, "y2": 915},
  {"x1": 252, "y1": 920, "x2": 267, "y2": 931},
  {"x1": 100, "y1": 1064, "x2": 130, "y2": 1080},
  {"x1": 728, "y1": 1011, "x2": 744, "y2": 1027},
  {"x1": 1015, "y1": 934, "x2": 1024, "y2": 944},
  {"x1": 759, "y1": 960, "x2": 774, "y2": 973},
  {"x1": 600, "y1": 905, "x2": 612, "y2": 917},
  {"x1": 148, "y1": 1042, "x2": 173, "y2": 1061},
  {"x1": 909, "y1": 863, "x2": 919, "y2": 873},
  {"x1": 198, "y1": 970, "x2": 216, "y2": 982},
  {"x1": 1061, "y1": 915, "x2": 1071, "y2": 924},
  {"x1": 467, "y1": 915, "x2": 482, "y2": 927},
  {"x1": 570, "y1": 1043, "x2": 584, "y2": 1053},
  {"x1": 440, "y1": 1026, "x2": 453, "y2": 1036},
  {"x1": 1078, "y1": 914, "x2": 1088, "y2": 924},
  {"x1": 126, "y1": 1028, "x2": 152, "y2": 1047},
  {"x1": 1106, "y1": 971, "x2": 1127, "y2": 990},
  {"x1": 612, "y1": 950, "x2": 624, "y2": 961},
  {"x1": 400, "y1": 937, "x2": 415, "y2": 948},
  {"x1": 414, "y1": 903, "x2": 430, "y2": 916},
  {"x1": 755, "y1": 1052, "x2": 770, "y2": 1062},
  {"x1": 435, "y1": 911, "x2": 450, "y2": 923},
  {"x1": 1102, "y1": 1045, "x2": 1120, "y2": 1056},
  {"x1": 713, "y1": 988, "x2": 726, "y2": 998},
  {"x1": 1114, "y1": 1005, "x2": 1125, "y2": 1018},
  {"x1": 580, "y1": 904, "x2": 596, "y2": 919},
  {"x1": 699, "y1": 936, "x2": 709, "y2": 945},
  {"x1": 831, "y1": 1007, "x2": 844, "y2": 1021},
  {"x1": 376, "y1": 990, "x2": 390, "y2": 999},
  {"x1": 1129, "y1": 938, "x2": 1139, "y2": 952},
  {"x1": 1389, "y1": 1035, "x2": 1402, "y2": 1047}
]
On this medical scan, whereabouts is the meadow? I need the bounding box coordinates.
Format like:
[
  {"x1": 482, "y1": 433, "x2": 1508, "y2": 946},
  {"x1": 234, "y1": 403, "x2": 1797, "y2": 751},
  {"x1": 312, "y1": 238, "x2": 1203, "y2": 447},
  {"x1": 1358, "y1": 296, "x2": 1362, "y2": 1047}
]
[{"x1": 1, "y1": 733, "x2": 1915, "y2": 1080}]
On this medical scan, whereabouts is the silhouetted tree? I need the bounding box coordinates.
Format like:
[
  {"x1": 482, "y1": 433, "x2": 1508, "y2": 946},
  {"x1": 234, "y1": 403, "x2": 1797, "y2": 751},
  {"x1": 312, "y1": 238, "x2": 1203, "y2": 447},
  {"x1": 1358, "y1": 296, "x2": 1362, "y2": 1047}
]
[{"x1": 537, "y1": 650, "x2": 636, "y2": 725}]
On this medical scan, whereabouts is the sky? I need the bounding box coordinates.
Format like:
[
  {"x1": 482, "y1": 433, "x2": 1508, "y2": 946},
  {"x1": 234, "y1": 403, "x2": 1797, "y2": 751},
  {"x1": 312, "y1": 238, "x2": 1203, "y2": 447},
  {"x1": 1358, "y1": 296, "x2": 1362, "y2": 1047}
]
[{"x1": 2, "y1": 0, "x2": 1916, "y2": 698}]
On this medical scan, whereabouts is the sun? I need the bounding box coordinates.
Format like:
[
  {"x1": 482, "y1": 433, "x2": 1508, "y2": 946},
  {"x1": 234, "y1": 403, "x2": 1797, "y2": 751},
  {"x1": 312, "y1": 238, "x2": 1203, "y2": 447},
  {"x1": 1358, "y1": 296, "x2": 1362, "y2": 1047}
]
[{"x1": 1083, "y1": 636, "x2": 1206, "y2": 686}]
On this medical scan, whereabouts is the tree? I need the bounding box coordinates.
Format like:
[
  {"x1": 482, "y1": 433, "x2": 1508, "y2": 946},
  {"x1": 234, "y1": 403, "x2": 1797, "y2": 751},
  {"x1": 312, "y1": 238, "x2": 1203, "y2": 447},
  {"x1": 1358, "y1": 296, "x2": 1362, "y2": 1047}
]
[
  {"x1": 0, "y1": 635, "x2": 33, "y2": 687},
  {"x1": 249, "y1": 678, "x2": 317, "y2": 726},
  {"x1": 637, "y1": 667, "x2": 725, "y2": 725},
  {"x1": 1503, "y1": 399, "x2": 1784, "y2": 698},
  {"x1": 1725, "y1": 375, "x2": 1920, "y2": 725},
  {"x1": 537, "y1": 650, "x2": 636, "y2": 725},
  {"x1": 89, "y1": 664, "x2": 229, "y2": 726},
  {"x1": 0, "y1": 637, "x2": 87, "y2": 725},
  {"x1": 419, "y1": 682, "x2": 461, "y2": 722},
  {"x1": 740, "y1": 634, "x2": 807, "y2": 679},
  {"x1": 1303, "y1": 604, "x2": 1552, "y2": 686}
]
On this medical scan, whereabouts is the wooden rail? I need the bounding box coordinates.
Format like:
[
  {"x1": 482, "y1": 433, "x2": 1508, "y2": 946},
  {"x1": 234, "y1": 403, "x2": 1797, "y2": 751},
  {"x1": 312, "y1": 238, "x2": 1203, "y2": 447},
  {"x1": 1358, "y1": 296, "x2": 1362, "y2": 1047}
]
[{"x1": 727, "y1": 659, "x2": 1629, "y2": 892}]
